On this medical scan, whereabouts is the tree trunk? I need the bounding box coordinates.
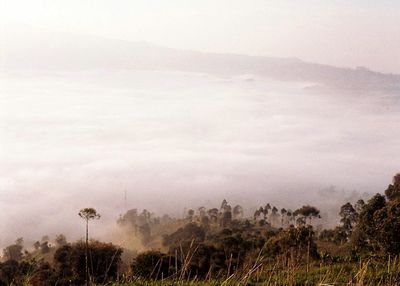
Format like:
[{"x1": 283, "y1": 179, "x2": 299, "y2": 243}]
[{"x1": 86, "y1": 219, "x2": 89, "y2": 286}]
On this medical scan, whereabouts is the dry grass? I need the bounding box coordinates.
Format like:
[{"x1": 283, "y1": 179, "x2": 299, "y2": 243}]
[{"x1": 106, "y1": 254, "x2": 400, "y2": 286}]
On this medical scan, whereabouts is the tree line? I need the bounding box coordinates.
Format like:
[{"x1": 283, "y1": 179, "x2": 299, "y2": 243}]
[{"x1": 1, "y1": 173, "x2": 399, "y2": 285}]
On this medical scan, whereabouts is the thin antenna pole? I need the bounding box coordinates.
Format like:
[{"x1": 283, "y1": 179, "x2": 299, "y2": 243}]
[{"x1": 124, "y1": 188, "x2": 127, "y2": 211}]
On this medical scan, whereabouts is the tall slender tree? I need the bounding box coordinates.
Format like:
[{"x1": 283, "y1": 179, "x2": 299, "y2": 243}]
[
  {"x1": 280, "y1": 208, "x2": 287, "y2": 227},
  {"x1": 339, "y1": 202, "x2": 357, "y2": 239},
  {"x1": 79, "y1": 208, "x2": 100, "y2": 286}
]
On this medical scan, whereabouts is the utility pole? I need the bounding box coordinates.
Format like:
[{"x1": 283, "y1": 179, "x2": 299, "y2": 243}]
[{"x1": 124, "y1": 188, "x2": 127, "y2": 211}]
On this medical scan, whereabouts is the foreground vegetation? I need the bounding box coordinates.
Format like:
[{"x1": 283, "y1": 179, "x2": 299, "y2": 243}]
[{"x1": 1, "y1": 174, "x2": 400, "y2": 285}]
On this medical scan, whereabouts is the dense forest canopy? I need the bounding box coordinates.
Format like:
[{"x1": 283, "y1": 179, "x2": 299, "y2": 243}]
[{"x1": 1, "y1": 173, "x2": 399, "y2": 285}]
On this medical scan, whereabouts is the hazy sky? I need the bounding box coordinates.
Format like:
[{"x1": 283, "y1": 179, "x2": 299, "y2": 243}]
[{"x1": 1, "y1": 0, "x2": 400, "y2": 73}]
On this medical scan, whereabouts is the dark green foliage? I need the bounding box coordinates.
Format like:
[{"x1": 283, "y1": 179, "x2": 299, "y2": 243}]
[
  {"x1": 53, "y1": 244, "x2": 74, "y2": 284},
  {"x1": 0, "y1": 259, "x2": 39, "y2": 286},
  {"x1": 131, "y1": 251, "x2": 178, "y2": 279},
  {"x1": 339, "y1": 203, "x2": 357, "y2": 229},
  {"x1": 186, "y1": 243, "x2": 225, "y2": 277},
  {"x1": 0, "y1": 260, "x2": 19, "y2": 286},
  {"x1": 294, "y1": 205, "x2": 320, "y2": 226},
  {"x1": 53, "y1": 240, "x2": 122, "y2": 284},
  {"x1": 372, "y1": 200, "x2": 400, "y2": 255},
  {"x1": 40, "y1": 241, "x2": 50, "y2": 254},
  {"x1": 355, "y1": 199, "x2": 365, "y2": 213},
  {"x1": 339, "y1": 202, "x2": 358, "y2": 240},
  {"x1": 352, "y1": 193, "x2": 386, "y2": 252},
  {"x1": 28, "y1": 262, "x2": 57, "y2": 286},
  {"x1": 385, "y1": 173, "x2": 400, "y2": 201},
  {"x1": 162, "y1": 223, "x2": 206, "y2": 247},
  {"x1": 3, "y1": 238, "x2": 24, "y2": 261},
  {"x1": 265, "y1": 226, "x2": 318, "y2": 260},
  {"x1": 319, "y1": 228, "x2": 348, "y2": 245},
  {"x1": 161, "y1": 222, "x2": 268, "y2": 278},
  {"x1": 352, "y1": 182, "x2": 400, "y2": 256}
]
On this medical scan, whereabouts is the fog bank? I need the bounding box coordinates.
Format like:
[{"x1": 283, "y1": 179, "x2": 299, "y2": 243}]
[{"x1": 1, "y1": 68, "x2": 399, "y2": 247}]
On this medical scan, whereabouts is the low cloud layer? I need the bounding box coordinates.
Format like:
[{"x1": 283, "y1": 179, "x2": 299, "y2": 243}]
[{"x1": 1, "y1": 69, "x2": 399, "y2": 247}]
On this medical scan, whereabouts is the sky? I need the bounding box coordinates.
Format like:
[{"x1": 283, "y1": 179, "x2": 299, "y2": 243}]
[{"x1": 1, "y1": 0, "x2": 400, "y2": 73}]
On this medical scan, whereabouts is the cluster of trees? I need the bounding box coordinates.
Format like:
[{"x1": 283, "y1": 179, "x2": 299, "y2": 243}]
[
  {"x1": 352, "y1": 174, "x2": 400, "y2": 255},
  {"x1": 318, "y1": 199, "x2": 364, "y2": 245},
  {"x1": 317, "y1": 174, "x2": 400, "y2": 257},
  {"x1": 117, "y1": 208, "x2": 173, "y2": 246},
  {"x1": 184, "y1": 200, "x2": 244, "y2": 228},
  {"x1": 1, "y1": 173, "x2": 400, "y2": 285},
  {"x1": 0, "y1": 240, "x2": 122, "y2": 285},
  {"x1": 253, "y1": 204, "x2": 320, "y2": 228},
  {"x1": 127, "y1": 173, "x2": 400, "y2": 280}
]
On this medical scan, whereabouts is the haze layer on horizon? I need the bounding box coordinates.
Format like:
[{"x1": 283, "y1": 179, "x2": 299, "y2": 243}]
[{"x1": 1, "y1": 0, "x2": 400, "y2": 73}]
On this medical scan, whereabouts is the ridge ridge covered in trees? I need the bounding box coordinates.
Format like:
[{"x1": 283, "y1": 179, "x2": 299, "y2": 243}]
[{"x1": 1, "y1": 174, "x2": 400, "y2": 285}]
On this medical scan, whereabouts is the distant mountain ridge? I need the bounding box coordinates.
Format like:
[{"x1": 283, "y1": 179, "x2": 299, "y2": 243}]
[{"x1": 2, "y1": 25, "x2": 400, "y2": 91}]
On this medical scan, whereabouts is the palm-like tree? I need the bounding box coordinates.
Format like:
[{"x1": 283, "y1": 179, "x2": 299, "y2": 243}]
[
  {"x1": 294, "y1": 205, "x2": 320, "y2": 226},
  {"x1": 79, "y1": 208, "x2": 100, "y2": 286}
]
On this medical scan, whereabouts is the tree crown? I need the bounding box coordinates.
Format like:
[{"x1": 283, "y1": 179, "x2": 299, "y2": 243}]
[{"x1": 78, "y1": 208, "x2": 100, "y2": 221}]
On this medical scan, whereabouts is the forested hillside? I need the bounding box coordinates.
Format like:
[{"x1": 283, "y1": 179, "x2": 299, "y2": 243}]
[{"x1": 1, "y1": 174, "x2": 399, "y2": 285}]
